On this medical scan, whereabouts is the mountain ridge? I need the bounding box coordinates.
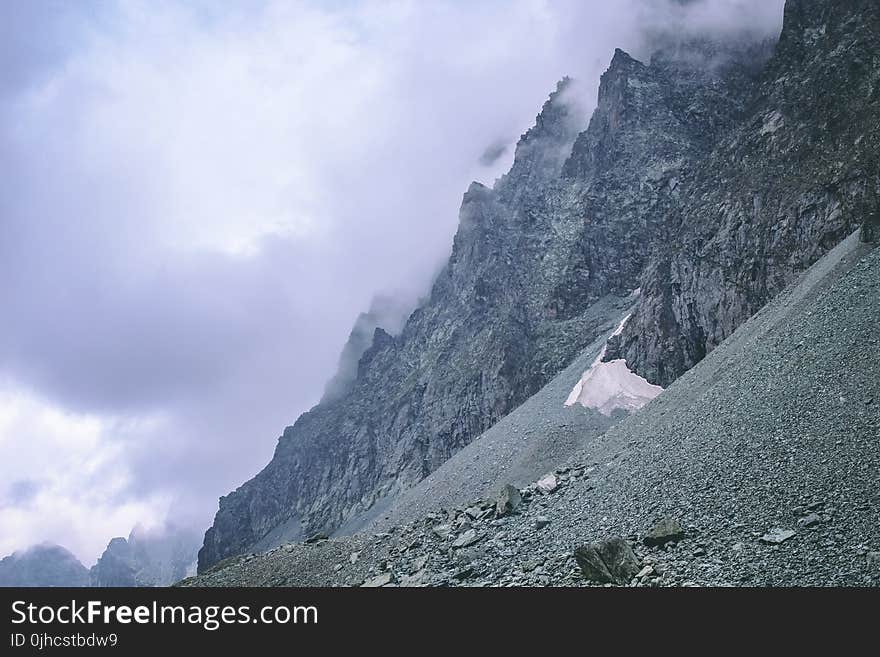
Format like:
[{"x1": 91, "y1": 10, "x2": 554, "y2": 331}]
[
  {"x1": 0, "y1": 525, "x2": 199, "y2": 588},
  {"x1": 0, "y1": 544, "x2": 89, "y2": 587},
  {"x1": 198, "y1": 0, "x2": 879, "y2": 573},
  {"x1": 183, "y1": 229, "x2": 879, "y2": 587}
]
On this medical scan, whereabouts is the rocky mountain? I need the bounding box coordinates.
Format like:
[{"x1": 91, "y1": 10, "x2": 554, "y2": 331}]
[
  {"x1": 198, "y1": 0, "x2": 880, "y2": 573},
  {"x1": 89, "y1": 525, "x2": 200, "y2": 587},
  {"x1": 0, "y1": 544, "x2": 89, "y2": 587},
  {"x1": 183, "y1": 227, "x2": 880, "y2": 587}
]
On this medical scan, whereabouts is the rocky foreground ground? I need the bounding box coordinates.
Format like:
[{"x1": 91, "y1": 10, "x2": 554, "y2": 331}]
[{"x1": 183, "y1": 233, "x2": 879, "y2": 587}]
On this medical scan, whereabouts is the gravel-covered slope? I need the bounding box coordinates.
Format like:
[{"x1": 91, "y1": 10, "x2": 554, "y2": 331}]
[
  {"x1": 182, "y1": 232, "x2": 879, "y2": 587},
  {"x1": 347, "y1": 293, "x2": 636, "y2": 534}
]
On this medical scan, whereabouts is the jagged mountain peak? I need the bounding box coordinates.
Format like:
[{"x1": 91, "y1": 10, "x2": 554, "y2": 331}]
[
  {"x1": 609, "y1": 47, "x2": 640, "y2": 69},
  {"x1": 90, "y1": 524, "x2": 200, "y2": 587},
  {"x1": 561, "y1": 39, "x2": 737, "y2": 182},
  {"x1": 494, "y1": 76, "x2": 588, "y2": 199},
  {"x1": 322, "y1": 294, "x2": 415, "y2": 405}
]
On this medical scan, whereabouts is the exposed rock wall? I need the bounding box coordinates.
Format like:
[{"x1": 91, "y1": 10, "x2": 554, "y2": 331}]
[{"x1": 611, "y1": 0, "x2": 880, "y2": 384}]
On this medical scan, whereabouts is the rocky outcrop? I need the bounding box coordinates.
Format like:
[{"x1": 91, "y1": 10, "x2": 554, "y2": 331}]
[
  {"x1": 495, "y1": 485, "x2": 522, "y2": 517},
  {"x1": 574, "y1": 538, "x2": 641, "y2": 585},
  {"x1": 608, "y1": 0, "x2": 880, "y2": 385},
  {"x1": 90, "y1": 537, "x2": 139, "y2": 587},
  {"x1": 199, "y1": 0, "x2": 879, "y2": 572},
  {"x1": 643, "y1": 517, "x2": 685, "y2": 547},
  {"x1": 0, "y1": 544, "x2": 89, "y2": 587},
  {"x1": 320, "y1": 295, "x2": 414, "y2": 404}
]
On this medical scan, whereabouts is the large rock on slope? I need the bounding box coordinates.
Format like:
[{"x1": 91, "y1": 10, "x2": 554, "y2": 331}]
[
  {"x1": 575, "y1": 538, "x2": 641, "y2": 585},
  {"x1": 495, "y1": 485, "x2": 522, "y2": 517},
  {"x1": 643, "y1": 517, "x2": 685, "y2": 547}
]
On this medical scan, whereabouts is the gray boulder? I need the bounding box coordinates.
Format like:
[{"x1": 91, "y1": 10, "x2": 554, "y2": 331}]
[
  {"x1": 361, "y1": 572, "x2": 393, "y2": 587},
  {"x1": 495, "y1": 485, "x2": 522, "y2": 517},
  {"x1": 451, "y1": 530, "x2": 482, "y2": 549},
  {"x1": 643, "y1": 517, "x2": 685, "y2": 547},
  {"x1": 575, "y1": 538, "x2": 641, "y2": 585},
  {"x1": 759, "y1": 528, "x2": 797, "y2": 545},
  {"x1": 537, "y1": 474, "x2": 558, "y2": 493}
]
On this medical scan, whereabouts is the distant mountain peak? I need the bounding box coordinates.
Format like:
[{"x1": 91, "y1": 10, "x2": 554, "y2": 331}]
[{"x1": 0, "y1": 543, "x2": 89, "y2": 587}]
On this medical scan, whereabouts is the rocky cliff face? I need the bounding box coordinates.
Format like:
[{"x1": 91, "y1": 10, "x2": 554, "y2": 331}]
[
  {"x1": 199, "y1": 0, "x2": 879, "y2": 572},
  {"x1": 0, "y1": 544, "x2": 89, "y2": 587},
  {"x1": 607, "y1": 0, "x2": 880, "y2": 384}
]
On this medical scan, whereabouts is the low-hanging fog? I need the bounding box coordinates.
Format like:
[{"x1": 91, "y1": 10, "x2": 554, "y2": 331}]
[{"x1": 0, "y1": 0, "x2": 784, "y2": 564}]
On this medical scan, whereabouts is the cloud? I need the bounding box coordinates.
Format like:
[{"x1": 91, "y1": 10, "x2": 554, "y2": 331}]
[
  {"x1": 479, "y1": 140, "x2": 511, "y2": 168},
  {"x1": 0, "y1": 0, "x2": 785, "y2": 563},
  {"x1": 0, "y1": 382, "x2": 170, "y2": 562}
]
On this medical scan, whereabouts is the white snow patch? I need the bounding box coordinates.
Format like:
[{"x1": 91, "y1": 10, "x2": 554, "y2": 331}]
[{"x1": 565, "y1": 314, "x2": 664, "y2": 416}]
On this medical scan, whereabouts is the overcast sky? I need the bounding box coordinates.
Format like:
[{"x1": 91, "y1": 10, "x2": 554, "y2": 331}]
[{"x1": 0, "y1": 0, "x2": 784, "y2": 564}]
